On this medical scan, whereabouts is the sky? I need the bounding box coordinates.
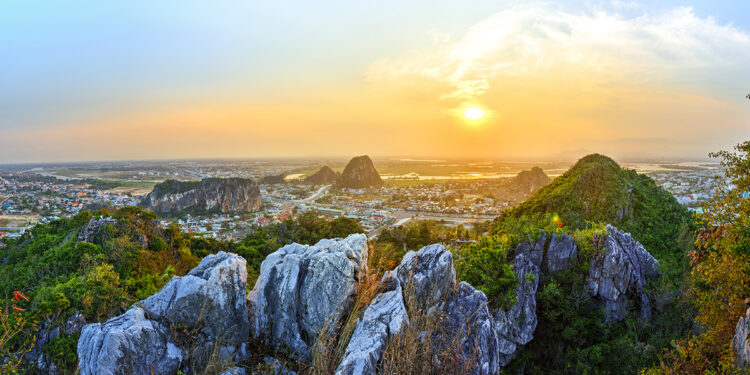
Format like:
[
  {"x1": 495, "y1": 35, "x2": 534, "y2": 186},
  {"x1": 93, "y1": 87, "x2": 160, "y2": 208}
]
[{"x1": 1, "y1": 0, "x2": 750, "y2": 163}]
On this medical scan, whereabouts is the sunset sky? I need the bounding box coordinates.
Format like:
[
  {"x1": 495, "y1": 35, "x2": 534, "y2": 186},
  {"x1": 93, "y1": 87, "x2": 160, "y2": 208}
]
[{"x1": 2, "y1": 1, "x2": 750, "y2": 163}]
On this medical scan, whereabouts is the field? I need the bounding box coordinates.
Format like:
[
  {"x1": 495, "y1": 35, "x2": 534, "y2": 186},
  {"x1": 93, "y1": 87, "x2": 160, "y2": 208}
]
[{"x1": 0, "y1": 214, "x2": 39, "y2": 227}]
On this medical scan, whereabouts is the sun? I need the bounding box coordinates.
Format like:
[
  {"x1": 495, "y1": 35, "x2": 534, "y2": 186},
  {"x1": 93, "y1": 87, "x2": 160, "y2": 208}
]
[{"x1": 463, "y1": 107, "x2": 484, "y2": 120}]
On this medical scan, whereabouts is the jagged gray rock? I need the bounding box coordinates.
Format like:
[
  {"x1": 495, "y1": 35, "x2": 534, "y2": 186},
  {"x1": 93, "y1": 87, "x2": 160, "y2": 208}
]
[
  {"x1": 335, "y1": 274, "x2": 408, "y2": 375},
  {"x1": 441, "y1": 281, "x2": 500, "y2": 375},
  {"x1": 494, "y1": 237, "x2": 542, "y2": 366},
  {"x1": 65, "y1": 312, "x2": 86, "y2": 335},
  {"x1": 546, "y1": 233, "x2": 577, "y2": 273},
  {"x1": 77, "y1": 307, "x2": 182, "y2": 375},
  {"x1": 247, "y1": 234, "x2": 369, "y2": 361},
  {"x1": 734, "y1": 308, "x2": 750, "y2": 369},
  {"x1": 586, "y1": 225, "x2": 660, "y2": 321},
  {"x1": 338, "y1": 244, "x2": 498, "y2": 375},
  {"x1": 78, "y1": 252, "x2": 249, "y2": 374},
  {"x1": 221, "y1": 367, "x2": 247, "y2": 375},
  {"x1": 27, "y1": 321, "x2": 60, "y2": 375},
  {"x1": 141, "y1": 177, "x2": 262, "y2": 214}
]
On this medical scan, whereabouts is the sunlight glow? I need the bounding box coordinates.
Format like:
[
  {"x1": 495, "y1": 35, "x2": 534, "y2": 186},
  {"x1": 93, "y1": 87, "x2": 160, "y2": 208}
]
[{"x1": 464, "y1": 107, "x2": 484, "y2": 120}]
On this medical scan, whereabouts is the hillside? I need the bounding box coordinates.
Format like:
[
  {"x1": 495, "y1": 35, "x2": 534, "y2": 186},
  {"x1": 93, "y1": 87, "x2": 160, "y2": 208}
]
[
  {"x1": 336, "y1": 155, "x2": 383, "y2": 188},
  {"x1": 304, "y1": 166, "x2": 339, "y2": 185},
  {"x1": 495, "y1": 154, "x2": 691, "y2": 256},
  {"x1": 141, "y1": 177, "x2": 262, "y2": 215}
]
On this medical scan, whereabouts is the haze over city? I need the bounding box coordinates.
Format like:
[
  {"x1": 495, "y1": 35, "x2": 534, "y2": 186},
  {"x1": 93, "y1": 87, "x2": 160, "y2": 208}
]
[{"x1": 2, "y1": 0, "x2": 749, "y2": 163}]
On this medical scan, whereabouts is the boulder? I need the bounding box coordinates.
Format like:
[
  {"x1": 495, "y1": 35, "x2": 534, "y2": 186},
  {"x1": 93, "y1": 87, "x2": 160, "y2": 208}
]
[
  {"x1": 586, "y1": 225, "x2": 660, "y2": 321},
  {"x1": 734, "y1": 308, "x2": 750, "y2": 369},
  {"x1": 247, "y1": 234, "x2": 368, "y2": 361},
  {"x1": 77, "y1": 307, "x2": 182, "y2": 375},
  {"x1": 78, "y1": 251, "x2": 250, "y2": 374}
]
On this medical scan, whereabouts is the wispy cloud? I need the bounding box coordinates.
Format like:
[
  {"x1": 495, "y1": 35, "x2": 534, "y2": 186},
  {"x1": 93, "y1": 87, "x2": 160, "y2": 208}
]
[{"x1": 367, "y1": 4, "x2": 750, "y2": 103}]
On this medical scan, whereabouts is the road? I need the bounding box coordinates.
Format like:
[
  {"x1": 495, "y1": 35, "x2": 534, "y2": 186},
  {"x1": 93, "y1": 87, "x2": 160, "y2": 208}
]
[{"x1": 295, "y1": 185, "x2": 331, "y2": 203}]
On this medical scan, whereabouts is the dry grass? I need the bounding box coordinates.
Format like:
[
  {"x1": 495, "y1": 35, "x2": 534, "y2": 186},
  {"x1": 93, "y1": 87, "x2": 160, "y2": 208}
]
[{"x1": 378, "y1": 284, "x2": 477, "y2": 375}]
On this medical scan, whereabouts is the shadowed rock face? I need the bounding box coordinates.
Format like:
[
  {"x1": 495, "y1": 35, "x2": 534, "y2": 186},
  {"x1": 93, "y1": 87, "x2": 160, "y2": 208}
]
[
  {"x1": 734, "y1": 309, "x2": 750, "y2": 369},
  {"x1": 586, "y1": 225, "x2": 660, "y2": 322},
  {"x1": 141, "y1": 177, "x2": 261, "y2": 214},
  {"x1": 336, "y1": 155, "x2": 383, "y2": 189},
  {"x1": 246, "y1": 234, "x2": 369, "y2": 361},
  {"x1": 77, "y1": 252, "x2": 250, "y2": 375},
  {"x1": 304, "y1": 166, "x2": 339, "y2": 185}
]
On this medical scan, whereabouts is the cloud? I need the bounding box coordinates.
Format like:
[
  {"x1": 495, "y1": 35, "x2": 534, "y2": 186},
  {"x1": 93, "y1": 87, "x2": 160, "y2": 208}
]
[{"x1": 367, "y1": 4, "x2": 750, "y2": 103}]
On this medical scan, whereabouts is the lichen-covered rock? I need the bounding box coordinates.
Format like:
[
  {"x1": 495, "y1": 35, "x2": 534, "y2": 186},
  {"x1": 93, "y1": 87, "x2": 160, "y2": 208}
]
[
  {"x1": 394, "y1": 244, "x2": 456, "y2": 307},
  {"x1": 336, "y1": 275, "x2": 408, "y2": 375},
  {"x1": 734, "y1": 308, "x2": 750, "y2": 369},
  {"x1": 77, "y1": 307, "x2": 182, "y2": 375},
  {"x1": 78, "y1": 252, "x2": 249, "y2": 374},
  {"x1": 247, "y1": 234, "x2": 368, "y2": 361},
  {"x1": 586, "y1": 225, "x2": 660, "y2": 321}
]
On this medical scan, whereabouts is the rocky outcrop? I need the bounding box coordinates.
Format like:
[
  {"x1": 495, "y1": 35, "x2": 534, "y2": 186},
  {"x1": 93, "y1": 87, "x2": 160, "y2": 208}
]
[
  {"x1": 77, "y1": 216, "x2": 117, "y2": 243},
  {"x1": 304, "y1": 166, "x2": 339, "y2": 185},
  {"x1": 27, "y1": 321, "x2": 61, "y2": 374},
  {"x1": 338, "y1": 244, "x2": 499, "y2": 375},
  {"x1": 585, "y1": 225, "x2": 660, "y2": 321},
  {"x1": 77, "y1": 252, "x2": 250, "y2": 374},
  {"x1": 494, "y1": 233, "x2": 546, "y2": 366},
  {"x1": 336, "y1": 156, "x2": 383, "y2": 189},
  {"x1": 734, "y1": 308, "x2": 750, "y2": 369},
  {"x1": 247, "y1": 234, "x2": 369, "y2": 361},
  {"x1": 141, "y1": 178, "x2": 261, "y2": 215},
  {"x1": 260, "y1": 174, "x2": 287, "y2": 185}
]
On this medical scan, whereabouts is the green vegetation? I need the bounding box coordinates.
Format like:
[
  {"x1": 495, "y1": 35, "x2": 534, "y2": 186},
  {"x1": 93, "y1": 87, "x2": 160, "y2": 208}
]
[{"x1": 0, "y1": 207, "x2": 363, "y2": 373}]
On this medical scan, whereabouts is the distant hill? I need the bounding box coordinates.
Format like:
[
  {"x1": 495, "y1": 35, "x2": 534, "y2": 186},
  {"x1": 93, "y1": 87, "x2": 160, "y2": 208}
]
[
  {"x1": 141, "y1": 177, "x2": 261, "y2": 215},
  {"x1": 260, "y1": 174, "x2": 286, "y2": 185},
  {"x1": 304, "y1": 166, "x2": 339, "y2": 185},
  {"x1": 512, "y1": 166, "x2": 551, "y2": 193},
  {"x1": 495, "y1": 154, "x2": 691, "y2": 255},
  {"x1": 336, "y1": 155, "x2": 383, "y2": 188}
]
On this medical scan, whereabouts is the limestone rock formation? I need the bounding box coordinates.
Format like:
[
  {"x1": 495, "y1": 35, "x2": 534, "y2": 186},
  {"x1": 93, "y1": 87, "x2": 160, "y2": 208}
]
[
  {"x1": 141, "y1": 177, "x2": 261, "y2": 215},
  {"x1": 246, "y1": 234, "x2": 369, "y2": 361},
  {"x1": 734, "y1": 308, "x2": 750, "y2": 369},
  {"x1": 338, "y1": 244, "x2": 499, "y2": 375},
  {"x1": 336, "y1": 155, "x2": 383, "y2": 189},
  {"x1": 494, "y1": 233, "x2": 545, "y2": 366},
  {"x1": 304, "y1": 166, "x2": 339, "y2": 185},
  {"x1": 77, "y1": 252, "x2": 250, "y2": 374},
  {"x1": 511, "y1": 167, "x2": 551, "y2": 194},
  {"x1": 585, "y1": 225, "x2": 661, "y2": 321}
]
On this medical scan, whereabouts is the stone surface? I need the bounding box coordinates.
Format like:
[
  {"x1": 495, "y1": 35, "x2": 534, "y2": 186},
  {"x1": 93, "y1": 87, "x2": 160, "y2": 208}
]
[
  {"x1": 545, "y1": 233, "x2": 578, "y2": 273},
  {"x1": 494, "y1": 241, "x2": 542, "y2": 366},
  {"x1": 65, "y1": 312, "x2": 86, "y2": 335},
  {"x1": 336, "y1": 274, "x2": 408, "y2": 375},
  {"x1": 586, "y1": 225, "x2": 661, "y2": 321},
  {"x1": 141, "y1": 177, "x2": 262, "y2": 214},
  {"x1": 78, "y1": 251, "x2": 249, "y2": 374},
  {"x1": 247, "y1": 234, "x2": 368, "y2": 361},
  {"x1": 77, "y1": 307, "x2": 182, "y2": 375},
  {"x1": 734, "y1": 308, "x2": 750, "y2": 369},
  {"x1": 441, "y1": 282, "x2": 500, "y2": 375},
  {"x1": 220, "y1": 367, "x2": 247, "y2": 375},
  {"x1": 338, "y1": 244, "x2": 498, "y2": 375},
  {"x1": 27, "y1": 321, "x2": 61, "y2": 375}
]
